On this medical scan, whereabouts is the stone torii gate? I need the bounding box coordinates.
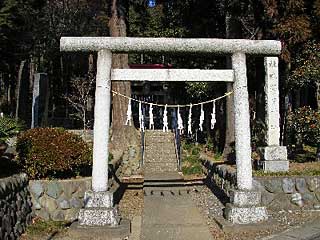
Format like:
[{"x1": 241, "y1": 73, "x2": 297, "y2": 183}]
[{"x1": 60, "y1": 37, "x2": 288, "y2": 225}]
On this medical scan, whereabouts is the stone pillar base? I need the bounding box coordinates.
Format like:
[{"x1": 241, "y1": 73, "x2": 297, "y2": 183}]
[
  {"x1": 224, "y1": 190, "x2": 268, "y2": 224},
  {"x1": 258, "y1": 146, "x2": 289, "y2": 172},
  {"x1": 78, "y1": 191, "x2": 120, "y2": 226},
  {"x1": 260, "y1": 160, "x2": 289, "y2": 172}
]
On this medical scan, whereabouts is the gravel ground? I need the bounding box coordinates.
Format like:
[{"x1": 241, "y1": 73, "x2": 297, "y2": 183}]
[
  {"x1": 118, "y1": 189, "x2": 144, "y2": 220},
  {"x1": 190, "y1": 184, "x2": 320, "y2": 240}
]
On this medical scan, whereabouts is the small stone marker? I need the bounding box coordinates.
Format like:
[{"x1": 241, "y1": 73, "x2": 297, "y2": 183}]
[
  {"x1": 31, "y1": 73, "x2": 49, "y2": 128},
  {"x1": 258, "y1": 57, "x2": 289, "y2": 172}
]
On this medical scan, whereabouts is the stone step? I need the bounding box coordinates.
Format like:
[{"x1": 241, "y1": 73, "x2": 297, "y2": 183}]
[
  {"x1": 144, "y1": 162, "x2": 177, "y2": 167},
  {"x1": 146, "y1": 132, "x2": 174, "y2": 136},
  {"x1": 144, "y1": 172, "x2": 183, "y2": 181},
  {"x1": 145, "y1": 139, "x2": 175, "y2": 144},
  {"x1": 145, "y1": 147, "x2": 176, "y2": 153},
  {"x1": 144, "y1": 163, "x2": 177, "y2": 172},
  {"x1": 146, "y1": 137, "x2": 174, "y2": 140},
  {"x1": 143, "y1": 187, "x2": 192, "y2": 196},
  {"x1": 145, "y1": 148, "x2": 176, "y2": 152},
  {"x1": 144, "y1": 150, "x2": 176, "y2": 155},
  {"x1": 145, "y1": 146, "x2": 176, "y2": 150},
  {"x1": 144, "y1": 157, "x2": 177, "y2": 163},
  {"x1": 145, "y1": 136, "x2": 174, "y2": 140},
  {"x1": 144, "y1": 151, "x2": 176, "y2": 157},
  {"x1": 145, "y1": 130, "x2": 174, "y2": 136}
]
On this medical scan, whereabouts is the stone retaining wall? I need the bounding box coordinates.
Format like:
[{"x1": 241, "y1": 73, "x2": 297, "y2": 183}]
[
  {"x1": 0, "y1": 174, "x2": 33, "y2": 239},
  {"x1": 203, "y1": 160, "x2": 237, "y2": 198},
  {"x1": 29, "y1": 178, "x2": 91, "y2": 221},
  {"x1": 257, "y1": 176, "x2": 320, "y2": 210},
  {"x1": 203, "y1": 160, "x2": 320, "y2": 210}
]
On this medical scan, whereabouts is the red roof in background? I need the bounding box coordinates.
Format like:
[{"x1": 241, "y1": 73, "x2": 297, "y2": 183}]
[{"x1": 129, "y1": 64, "x2": 173, "y2": 69}]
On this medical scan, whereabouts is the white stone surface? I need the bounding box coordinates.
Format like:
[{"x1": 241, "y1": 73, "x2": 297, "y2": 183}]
[
  {"x1": 259, "y1": 146, "x2": 287, "y2": 161},
  {"x1": 111, "y1": 69, "x2": 234, "y2": 82},
  {"x1": 232, "y1": 52, "x2": 253, "y2": 190},
  {"x1": 230, "y1": 190, "x2": 261, "y2": 207},
  {"x1": 60, "y1": 37, "x2": 281, "y2": 55},
  {"x1": 84, "y1": 191, "x2": 113, "y2": 208},
  {"x1": 224, "y1": 204, "x2": 268, "y2": 224},
  {"x1": 261, "y1": 160, "x2": 289, "y2": 172},
  {"x1": 264, "y1": 57, "x2": 280, "y2": 146},
  {"x1": 78, "y1": 207, "x2": 119, "y2": 226},
  {"x1": 92, "y1": 49, "x2": 112, "y2": 192}
]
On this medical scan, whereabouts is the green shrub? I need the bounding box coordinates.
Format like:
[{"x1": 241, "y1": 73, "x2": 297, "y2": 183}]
[
  {"x1": 16, "y1": 128, "x2": 92, "y2": 179},
  {"x1": 184, "y1": 155, "x2": 199, "y2": 164},
  {"x1": 182, "y1": 141, "x2": 193, "y2": 151},
  {"x1": 205, "y1": 137, "x2": 214, "y2": 151},
  {"x1": 191, "y1": 146, "x2": 201, "y2": 156},
  {"x1": 287, "y1": 106, "x2": 320, "y2": 147},
  {"x1": 0, "y1": 115, "x2": 24, "y2": 143},
  {"x1": 182, "y1": 155, "x2": 203, "y2": 175}
]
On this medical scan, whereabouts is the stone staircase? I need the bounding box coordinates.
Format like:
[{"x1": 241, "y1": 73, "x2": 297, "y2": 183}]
[{"x1": 143, "y1": 130, "x2": 178, "y2": 173}]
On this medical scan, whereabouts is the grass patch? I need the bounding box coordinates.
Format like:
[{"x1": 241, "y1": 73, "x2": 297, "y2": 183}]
[
  {"x1": 22, "y1": 218, "x2": 68, "y2": 238},
  {"x1": 181, "y1": 141, "x2": 203, "y2": 175},
  {"x1": 254, "y1": 161, "x2": 320, "y2": 177},
  {"x1": 182, "y1": 165, "x2": 202, "y2": 175},
  {"x1": 182, "y1": 156, "x2": 203, "y2": 176}
]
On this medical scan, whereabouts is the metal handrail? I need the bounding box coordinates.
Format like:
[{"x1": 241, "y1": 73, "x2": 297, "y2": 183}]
[
  {"x1": 140, "y1": 104, "x2": 146, "y2": 168},
  {"x1": 172, "y1": 109, "x2": 181, "y2": 171},
  {"x1": 140, "y1": 129, "x2": 145, "y2": 168}
]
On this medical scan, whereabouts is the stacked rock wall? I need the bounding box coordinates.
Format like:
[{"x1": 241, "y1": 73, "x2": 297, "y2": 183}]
[
  {"x1": 29, "y1": 178, "x2": 91, "y2": 221},
  {"x1": 203, "y1": 160, "x2": 320, "y2": 209},
  {"x1": 203, "y1": 160, "x2": 237, "y2": 197},
  {"x1": 257, "y1": 176, "x2": 320, "y2": 209},
  {"x1": 0, "y1": 174, "x2": 33, "y2": 239}
]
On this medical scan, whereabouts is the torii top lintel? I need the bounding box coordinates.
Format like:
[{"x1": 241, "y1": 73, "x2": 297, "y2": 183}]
[{"x1": 60, "y1": 37, "x2": 281, "y2": 55}]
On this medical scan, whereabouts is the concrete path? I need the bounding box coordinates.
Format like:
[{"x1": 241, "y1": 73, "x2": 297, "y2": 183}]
[
  {"x1": 141, "y1": 193, "x2": 213, "y2": 240},
  {"x1": 261, "y1": 217, "x2": 320, "y2": 240}
]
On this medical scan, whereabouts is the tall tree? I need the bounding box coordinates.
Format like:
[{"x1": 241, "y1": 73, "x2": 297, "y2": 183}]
[{"x1": 109, "y1": 0, "x2": 139, "y2": 161}]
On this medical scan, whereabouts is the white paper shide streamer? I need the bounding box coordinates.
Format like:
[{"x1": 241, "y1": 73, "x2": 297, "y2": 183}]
[
  {"x1": 188, "y1": 104, "x2": 192, "y2": 135},
  {"x1": 211, "y1": 101, "x2": 216, "y2": 129},
  {"x1": 177, "y1": 106, "x2": 183, "y2": 134},
  {"x1": 139, "y1": 102, "x2": 144, "y2": 132},
  {"x1": 199, "y1": 103, "x2": 204, "y2": 131},
  {"x1": 149, "y1": 103, "x2": 154, "y2": 130},
  {"x1": 163, "y1": 104, "x2": 168, "y2": 132},
  {"x1": 125, "y1": 99, "x2": 132, "y2": 126}
]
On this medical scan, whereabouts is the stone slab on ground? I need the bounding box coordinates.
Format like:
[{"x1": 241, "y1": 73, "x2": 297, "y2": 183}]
[
  {"x1": 144, "y1": 172, "x2": 183, "y2": 181},
  {"x1": 262, "y1": 217, "x2": 320, "y2": 240},
  {"x1": 53, "y1": 219, "x2": 130, "y2": 240},
  {"x1": 213, "y1": 215, "x2": 278, "y2": 233},
  {"x1": 141, "y1": 194, "x2": 213, "y2": 240},
  {"x1": 224, "y1": 203, "x2": 268, "y2": 224}
]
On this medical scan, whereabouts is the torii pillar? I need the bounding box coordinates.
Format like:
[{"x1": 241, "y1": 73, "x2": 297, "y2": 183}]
[{"x1": 78, "y1": 50, "x2": 120, "y2": 226}]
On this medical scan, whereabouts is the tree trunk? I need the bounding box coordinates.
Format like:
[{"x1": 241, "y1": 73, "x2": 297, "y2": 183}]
[
  {"x1": 15, "y1": 60, "x2": 26, "y2": 121},
  {"x1": 108, "y1": 0, "x2": 139, "y2": 161},
  {"x1": 316, "y1": 82, "x2": 320, "y2": 110}
]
